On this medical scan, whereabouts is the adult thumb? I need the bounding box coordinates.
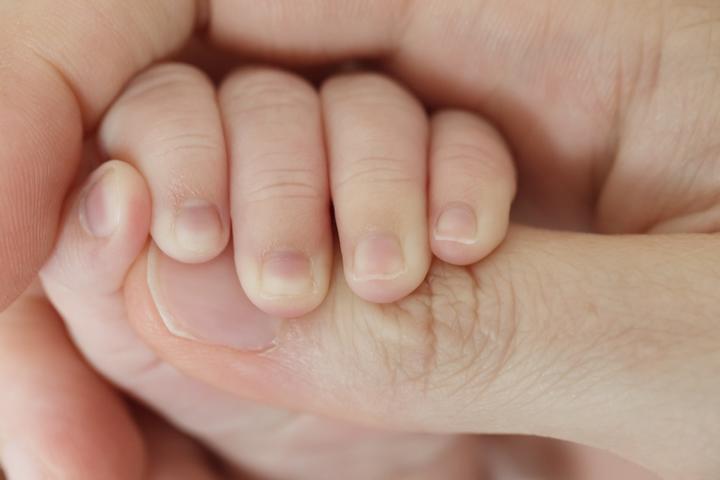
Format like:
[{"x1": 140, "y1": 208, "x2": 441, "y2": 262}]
[
  {"x1": 0, "y1": 0, "x2": 198, "y2": 310},
  {"x1": 126, "y1": 227, "x2": 720, "y2": 479}
]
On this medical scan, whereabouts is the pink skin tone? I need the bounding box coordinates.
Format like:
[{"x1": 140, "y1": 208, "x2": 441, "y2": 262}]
[
  {"x1": 31, "y1": 64, "x2": 658, "y2": 478},
  {"x1": 98, "y1": 64, "x2": 516, "y2": 320},
  {"x1": 32, "y1": 63, "x2": 519, "y2": 478},
  {"x1": 37, "y1": 160, "x2": 486, "y2": 480},
  {"x1": 1, "y1": 1, "x2": 720, "y2": 478},
  {"x1": 32, "y1": 158, "x2": 661, "y2": 479}
]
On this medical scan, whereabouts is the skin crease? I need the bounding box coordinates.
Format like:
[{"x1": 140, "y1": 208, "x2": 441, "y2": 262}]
[
  {"x1": 2, "y1": 0, "x2": 720, "y2": 308},
  {"x1": 0, "y1": 0, "x2": 719, "y2": 478},
  {"x1": 42, "y1": 62, "x2": 520, "y2": 480},
  {"x1": 97, "y1": 62, "x2": 516, "y2": 315},
  {"x1": 195, "y1": 0, "x2": 720, "y2": 233},
  {"x1": 124, "y1": 229, "x2": 720, "y2": 479},
  {"x1": 34, "y1": 72, "x2": 658, "y2": 479},
  {"x1": 36, "y1": 165, "x2": 665, "y2": 479},
  {"x1": 38, "y1": 159, "x2": 494, "y2": 480}
]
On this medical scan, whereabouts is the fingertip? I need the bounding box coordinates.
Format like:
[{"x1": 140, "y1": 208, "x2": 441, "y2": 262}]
[
  {"x1": 345, "y1": 233, "x2": 431, "y2": 304},
  {"x1": 237, "y1": 249, "x2": 332, "y2": 319},
  {"x1": 41, "y1": 160, "x2": 151, "y2": 294},
  {"x1": 220, "y1": 66, "x2": 332, "y2": 319},
  {"x1": 154, "y1": 199, "x2": 230, "y2": 265},
  {"x1": 431, "y1": 202, "x2": 510, "y2": 266},
  {"x1": 100, "y1": 62, "x2": 230, "y2": 266},
  {"x1": 346, "y1": 277, "x2": 426, "y2": 305},
  {"x1": 346, "y1": 282, "x2": 411, "y2": 304},
  {"x1": 429, "y1": 109, "x2": 516, "y2": 266},
  {"x1": 322, "y1": 72, "x2": 431, "y2": 305},
  {"x1": 82, "y1": 160, "x2": 152, "y2": 251}
]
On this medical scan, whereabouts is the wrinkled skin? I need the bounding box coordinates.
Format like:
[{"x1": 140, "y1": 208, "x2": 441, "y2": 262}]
[{"x1": 1, "y1": 1, "x2": 720, "y2": 479}]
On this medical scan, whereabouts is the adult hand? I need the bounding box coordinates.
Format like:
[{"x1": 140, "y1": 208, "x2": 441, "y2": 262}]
[
  {"x1": 22, "y1": 158, "x2": 652, "y2": 480},
  {"x1": 2, "y1": 1, "x2": 719, "y2": 478},
  {"x1": 124, "y1": 227, "x2": 719, "y2": 480},
  {"x1": 0, "y1": 282, "x2": 655, "y2": 480},
  {"x1": 0, "y1": 284, "x2": 228, "y2": 479},
  {"x1": 3, "y1": 0, "x2": 719, "y2": 306},
  {"x1": 1, "y1": 290, "x2": 485, "y2": 480},
  {"x1": 32, "y1": 158, "x2": 486, "y2": 480}
]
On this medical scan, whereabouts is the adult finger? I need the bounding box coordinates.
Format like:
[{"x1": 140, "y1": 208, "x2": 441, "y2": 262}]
[
  {"x1": 0, "y1": 0, "x2": 198, "y2": 309},
  {"x1": 128, "y1": 228, "x2": 720, "y2": 479},
  {"x1": 0, "y1": 286, "x2": 145, "y2": 479}
]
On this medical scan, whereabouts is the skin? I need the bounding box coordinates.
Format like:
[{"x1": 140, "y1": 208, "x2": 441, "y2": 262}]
[
  {"x1": 34, "y1": 159, "x2": 659, "y2": 480},
  {"x1": 1, "y1": 0, "x2": 720, "y2": 478},
  {"x1": 98, "y1": 63, "x2": 515, "y2": 317},
  {"x1": 3, "y1": 0, "x2": 720, "y2": 308},
  {"x1": 17, "y1": 60, "x2": 516, "y2": 477},
  {"x1": 34, "y1": 65, "x2": 507, "y2": 478}
]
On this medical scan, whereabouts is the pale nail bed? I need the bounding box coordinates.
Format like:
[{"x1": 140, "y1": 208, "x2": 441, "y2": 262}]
[
  {"x1": 174, "y1": 200, "x2": 224, "y2": 254},
  {"x1": 353, "y1": 232, "x2": 406, "y2": 281},
  {"x1": 434, "y1": 203, "x2": 478, "y2": 244},
  {"x1": 260, "y1": 251, "x2": 315, "y2": 298}
]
